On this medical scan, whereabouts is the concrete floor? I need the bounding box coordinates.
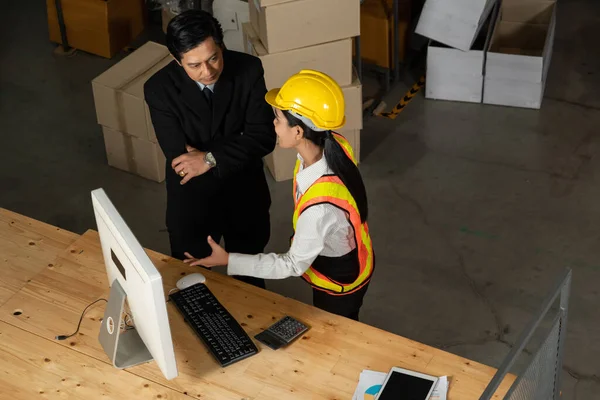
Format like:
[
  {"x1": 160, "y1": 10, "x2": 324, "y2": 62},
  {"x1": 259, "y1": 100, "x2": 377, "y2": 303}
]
[{"x1": 2, "y1": 1, "x2": 600, "y2": 398}]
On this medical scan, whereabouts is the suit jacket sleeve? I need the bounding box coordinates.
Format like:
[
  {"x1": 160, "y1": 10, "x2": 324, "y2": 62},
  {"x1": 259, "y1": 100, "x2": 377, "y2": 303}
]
[
  {"x1": 210, "y1": 64, "x2": 276, "y2": 178},
  {"x1": 144, "y1": 84, "x2": 187, "y2": 163}
]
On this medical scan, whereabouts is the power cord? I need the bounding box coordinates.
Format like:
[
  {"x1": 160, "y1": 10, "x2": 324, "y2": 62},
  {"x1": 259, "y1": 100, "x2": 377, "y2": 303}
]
[
  {"x1": 55, "y1": 298, "x2": 107, "y2": 340},
  {"x1": 122, "y1": 303, "x2": 135, "y2": 330},
  {"x1": 56, "y1": 298, "x2": 137, "y2": 341}
]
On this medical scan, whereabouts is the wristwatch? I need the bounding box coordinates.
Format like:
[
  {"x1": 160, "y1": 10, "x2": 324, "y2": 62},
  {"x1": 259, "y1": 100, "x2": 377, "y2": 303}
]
[{"x1": 204, "y1": 152, "x2": 217, "y2": 168}]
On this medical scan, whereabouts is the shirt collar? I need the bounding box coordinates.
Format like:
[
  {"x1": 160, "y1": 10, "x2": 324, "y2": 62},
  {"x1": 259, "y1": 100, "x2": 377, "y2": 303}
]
[
  {"x1": 196, "y1": 81, "x2": 215, "y2": 92},
  {"x1": 295, "y1": 153, "x2": 332, "y2": 195}
]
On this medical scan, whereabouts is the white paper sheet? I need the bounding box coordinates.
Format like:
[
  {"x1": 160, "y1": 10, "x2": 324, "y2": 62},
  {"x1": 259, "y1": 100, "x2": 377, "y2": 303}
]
[
  {"x1": 352, "y1": 370, "x2": 387, "y2": 400},
  {"x1": 430, "y1": 376, "x2": 449, "y2": 400}
]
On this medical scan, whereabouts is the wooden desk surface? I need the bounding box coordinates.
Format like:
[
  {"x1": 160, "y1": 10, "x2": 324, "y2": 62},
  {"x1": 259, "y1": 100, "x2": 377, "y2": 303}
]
[
  {"x1": 0, "y1": 209, "x2": 78, "y2": 306},
  {"x1": 0, "y1": 210, "x2": 513, "y2": 399},
  {"x1": 0, "y1": 320, "x2": 188, "y2": 400}
]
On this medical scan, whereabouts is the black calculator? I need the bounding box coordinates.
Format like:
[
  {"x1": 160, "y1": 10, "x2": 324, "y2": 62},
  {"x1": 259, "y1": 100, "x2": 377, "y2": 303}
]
[{"x1": 254, "y1": 316, "x2": 310, "y2": 350}]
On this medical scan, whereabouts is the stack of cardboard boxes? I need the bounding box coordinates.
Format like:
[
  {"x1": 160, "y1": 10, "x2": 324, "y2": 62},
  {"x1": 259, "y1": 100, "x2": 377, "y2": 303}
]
[
  {"x1": 417, "y1": 0, "x2": 557, "y2": 109},
  {"x1": 92, "y1": 1, "x2": 364, "y2": 182},
  {"x1": 242, "y1": 0, "x2": 362, "y2": 181},
  {"x1": 92, "y1": 42, "x2": 172, "y2": 182}
]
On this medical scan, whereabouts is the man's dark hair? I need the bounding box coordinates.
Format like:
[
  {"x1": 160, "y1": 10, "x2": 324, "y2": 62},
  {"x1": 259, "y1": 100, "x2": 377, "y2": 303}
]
[{"x1": 166, "y1": 10, "x2": 224, "y2": 61}]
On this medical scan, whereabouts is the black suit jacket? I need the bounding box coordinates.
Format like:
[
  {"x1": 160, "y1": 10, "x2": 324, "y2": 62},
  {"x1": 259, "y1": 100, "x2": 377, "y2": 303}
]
[
  {"x1": 144, "y1": 50, "x2": 276, "y2": 227},
  {"x1": 144, "y1": 50, "x2": 276, "y2": 180}
]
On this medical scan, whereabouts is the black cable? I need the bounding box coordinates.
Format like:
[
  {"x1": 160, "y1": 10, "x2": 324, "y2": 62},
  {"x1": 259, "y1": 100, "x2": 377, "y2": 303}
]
[{"x1": 55, "y1": 298, "x2": 108, "y2": 340}]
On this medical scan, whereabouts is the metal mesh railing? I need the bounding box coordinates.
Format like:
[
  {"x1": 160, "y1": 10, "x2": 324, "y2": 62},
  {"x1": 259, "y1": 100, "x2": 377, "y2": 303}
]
[
  {"x1": 505, "y1": 314, "x2": 562, "y2": 400},
  {"x1": 479, "y1": 268, "x2": 571, "y2": 400}
]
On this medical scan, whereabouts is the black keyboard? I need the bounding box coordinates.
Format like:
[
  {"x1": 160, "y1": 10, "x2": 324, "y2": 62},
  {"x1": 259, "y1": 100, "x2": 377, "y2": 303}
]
[{"x1": 169, "y1": 283, "x2": 258, "y2": 367}]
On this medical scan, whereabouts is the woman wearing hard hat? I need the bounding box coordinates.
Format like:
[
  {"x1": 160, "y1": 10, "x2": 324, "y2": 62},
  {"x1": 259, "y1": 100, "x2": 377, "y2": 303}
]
[{"x1": 183, "y1": 70, "x2": 374, "y2": 321}]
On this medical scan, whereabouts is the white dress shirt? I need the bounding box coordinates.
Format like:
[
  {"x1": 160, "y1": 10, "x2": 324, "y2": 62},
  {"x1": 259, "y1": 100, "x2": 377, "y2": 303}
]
[
  {"x1": 228, "y1": 153, "x2": 356, "y2": 279},
  {"x1": 196, "y1": 82, "x2": 215, "y2": 92}
]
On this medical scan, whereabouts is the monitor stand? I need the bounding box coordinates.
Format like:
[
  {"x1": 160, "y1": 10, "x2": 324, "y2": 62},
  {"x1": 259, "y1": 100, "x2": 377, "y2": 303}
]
[{"x1": 99, "y1": 279, "x2": 153, "y2": 369}]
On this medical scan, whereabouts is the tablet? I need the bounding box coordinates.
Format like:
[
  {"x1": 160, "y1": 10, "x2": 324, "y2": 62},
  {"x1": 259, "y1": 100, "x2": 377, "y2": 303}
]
[{"x1": 375, "y1": 367, "x2": 439, "y2": 400}]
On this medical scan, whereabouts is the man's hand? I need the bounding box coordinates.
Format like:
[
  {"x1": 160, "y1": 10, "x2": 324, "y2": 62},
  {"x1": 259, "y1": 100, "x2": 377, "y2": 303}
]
[
  {"x1": 183, "y1": 236, "x2": 229, "y2": 268},
  {"x1": 172, "y1": 145, "x2": 211, "y2": 184}
]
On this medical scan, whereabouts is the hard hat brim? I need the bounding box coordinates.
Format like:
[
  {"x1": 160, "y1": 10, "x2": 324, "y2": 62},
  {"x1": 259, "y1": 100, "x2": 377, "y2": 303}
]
[{"x1": 265, "y1": 89, "x2": 281, "y2": 110}]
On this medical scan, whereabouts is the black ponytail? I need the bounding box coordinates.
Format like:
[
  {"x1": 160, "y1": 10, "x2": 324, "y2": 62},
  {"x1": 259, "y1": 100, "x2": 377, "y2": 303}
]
[{"x1": 284, "y1": 111, "x2": 369, "y2": 223}]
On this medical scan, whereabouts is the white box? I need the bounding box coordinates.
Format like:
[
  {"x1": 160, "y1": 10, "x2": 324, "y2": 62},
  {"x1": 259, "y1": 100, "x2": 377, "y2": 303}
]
[
  {"x1": 483, "y1": 0, "x2": 556, "y2": 109},
  {"x1": 163, "y1": 1, "x2": 251, "y2": 53},
  {"x1": 213, "y1": 0, "x2": 250, "y2": 53},
  {"x1": 426, "y1": 4, "x2": 498, "y2": 103},
  {"x1": 416, "y1": 0, "x2": 497, "y2": 51}
]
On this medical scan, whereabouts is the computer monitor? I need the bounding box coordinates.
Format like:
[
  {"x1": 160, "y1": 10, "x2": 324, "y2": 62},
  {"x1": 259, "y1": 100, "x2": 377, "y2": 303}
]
[{"x1": 91, "y1": 188, "x2": 178, "y2": 380}]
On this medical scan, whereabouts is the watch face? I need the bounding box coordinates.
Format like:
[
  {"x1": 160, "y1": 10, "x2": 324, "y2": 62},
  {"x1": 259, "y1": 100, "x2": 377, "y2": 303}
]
[{"x1": 206, "y1": 153, "x2": 216, "y2": 166}]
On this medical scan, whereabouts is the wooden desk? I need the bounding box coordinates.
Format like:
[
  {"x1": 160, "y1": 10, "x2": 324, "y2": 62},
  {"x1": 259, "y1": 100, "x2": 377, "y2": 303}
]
[
  {"x1": 0, "y1": 209, "x2": 513, "y2": 399},
  {"x1": 0, "y1": 209, "x2": 78, "y2": 306}
]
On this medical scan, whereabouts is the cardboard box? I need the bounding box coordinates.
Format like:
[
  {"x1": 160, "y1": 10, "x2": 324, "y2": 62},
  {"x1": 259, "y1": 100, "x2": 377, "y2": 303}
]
[
  {"x1": 342, "y1": 76, "x2": 364, "y2": 131},
  {"x1": 353, "y1": 0, "x2": 411, "y2": 68},
  {"x1": 425, "y1": 4, "x2": 498, "y2": 103},
  {"x1": 249, "y1": 0, "x2": 360, "y2": 53},
  {"x1": 92, "y1": 42, "x2": 173, "y2": 142},
  {"x1": 265, "y1": 128, "x2": 361, "y2": 182},
  {"x1": 102, "y1": 126, "x2": 166, "y2": 182},
  {"x1": 483, "y1": 0, "x2": 556, "y2": 109},
  {"x1": 416, "y1": 0, "x2": 497, "y2": 52},
  {"x1": 242, "y1": 23, "x2": 353, "y2": 89},
  {"x1": 46, "y1": 0, "x2": 145, "y2": 59}
]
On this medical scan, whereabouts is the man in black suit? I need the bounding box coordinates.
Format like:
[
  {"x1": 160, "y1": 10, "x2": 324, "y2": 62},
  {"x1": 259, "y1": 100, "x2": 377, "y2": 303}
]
[{"x1": 144, "y1": 10, "x2": 275, "y2": 288}]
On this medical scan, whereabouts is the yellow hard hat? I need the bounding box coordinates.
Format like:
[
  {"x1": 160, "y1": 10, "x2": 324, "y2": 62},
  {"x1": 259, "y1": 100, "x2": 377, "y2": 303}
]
[{"x1": 265, "y1": 69, "x2": 346, "y2": 131}]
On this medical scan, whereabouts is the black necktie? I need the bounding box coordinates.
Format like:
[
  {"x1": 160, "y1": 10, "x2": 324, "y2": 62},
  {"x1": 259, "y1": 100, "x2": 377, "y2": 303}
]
[
  {"x1": 202, "y1": 86, "x2": 213, "y2": 131},
  {"x1": 203, "y1": 86, "x2": 213, "y2": 109}
]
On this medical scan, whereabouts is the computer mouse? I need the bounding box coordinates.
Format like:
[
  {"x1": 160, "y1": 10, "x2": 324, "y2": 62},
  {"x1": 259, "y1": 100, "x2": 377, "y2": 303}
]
[{"x1": 176, "y1": 272, "x2": 206, "y2": 290}]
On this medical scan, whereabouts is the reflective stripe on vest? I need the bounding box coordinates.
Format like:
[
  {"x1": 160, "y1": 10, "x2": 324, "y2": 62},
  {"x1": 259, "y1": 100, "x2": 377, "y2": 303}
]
[{"x1": 291, "y1": 133, "x2": 373, "y2": 295}]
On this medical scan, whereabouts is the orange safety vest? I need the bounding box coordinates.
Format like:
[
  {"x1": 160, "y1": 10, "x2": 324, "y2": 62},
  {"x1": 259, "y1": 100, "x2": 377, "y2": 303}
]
[{"x1": 291, "y1": 132, "x2": 374, "y2": 295}]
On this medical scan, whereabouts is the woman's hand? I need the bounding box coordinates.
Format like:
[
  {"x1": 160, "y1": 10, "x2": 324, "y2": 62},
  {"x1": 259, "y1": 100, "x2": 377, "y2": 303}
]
[
  {"x1": 183, "y1": 236, "x2": 229, "y2": 268},
  {"x1": 172, "y1": 145, "x2": 211, "y2": 185}
]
